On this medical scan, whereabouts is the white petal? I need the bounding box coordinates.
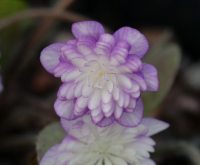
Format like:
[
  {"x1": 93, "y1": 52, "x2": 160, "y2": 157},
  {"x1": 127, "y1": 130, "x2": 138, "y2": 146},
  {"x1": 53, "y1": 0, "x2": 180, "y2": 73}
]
[
  {"x1": 92, "y1": 112, "x2": 104, "y2": 123},
  {"x1": 107, "y1": 81, "x2": 114, "y2": 93},
  {"x1": 76, "y1": 97, "x2": 88, "y2": 109},
  {"x1": 102, "y1": 102, "x2": 113, "y2": 116},
  {"x1": 118, "y1": 74, "x2": 132, "y2": 89},
  {"x1": 104, "y1": 158, "x2": 112, "y2": 165},
  {"x1": 142, "y1": 118, "x2": 169, "y2": 136},
  {"x1": 57, "y1": 83, "x2": 70, "y2": 99},
  {"x1": 124, "y1": 94, "x2": 130, "y2": 108},
  {"x1": 54, "y1": 100, "x2": 75, "y2": 119},
  {"x1": 66, "y1": 84, "x2": 75, "y2": 99},
  {"x1": 114, "y1": 105, "x2": 123, "y2": 119},
  {"x1": 108, "y1": 155, "x2": 128, "y2": 165},
  {"x1": 61, "y1": 70, "x2": 81, "y2": 82},
  {"x1": 131, "y1": 74, "x2": 147, "y2": 91},
  {"x1": 91, "y1": 107, "x2": 101, "y2": 117},
  {"x1": 74, "y1": 82, "x2": 84, "y2": 97},
  {"x1": 96, "y1": 159, "x2": 103, "y2": 165},
  {"x1": 113, "y1": 86, "x2": 120, "y2": 101},
  {"x1": 118, "y1": 91, "x2": 125, "y2": 107},
  {"x1": 102, "y1": 90, "x2": 112, "y2": 103},
  {"x1": 88, "y1": 90, "x2": 101, "y2": 109},
  {"x1": 70, "y1": 57, "x2": 86, "y2": 67},
  {"x1": 74, "y1": 105, "x2": 85, "y2": 115},
  {"x1": 82, "y1": 85, "x2": 93, "y2": 97}
]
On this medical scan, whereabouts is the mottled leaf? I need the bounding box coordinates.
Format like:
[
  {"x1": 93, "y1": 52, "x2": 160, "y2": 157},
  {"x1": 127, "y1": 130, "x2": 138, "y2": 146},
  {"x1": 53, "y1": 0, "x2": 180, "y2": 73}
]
[
  {"x1": 36, "y1": 122, "x2": 66, "y2": 161},
  {"x1": 142, "y1": 33, "x2": 181, "y2": 115}
]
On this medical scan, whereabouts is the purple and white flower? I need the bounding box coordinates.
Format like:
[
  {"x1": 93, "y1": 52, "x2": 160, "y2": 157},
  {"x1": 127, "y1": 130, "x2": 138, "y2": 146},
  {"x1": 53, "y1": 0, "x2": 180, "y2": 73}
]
[
  {"x1": 40, "y1": 21, "x2": 158, "y2": 127},
  {"x1": 40, "y1": 117, "x2": 169, "y2": 165}
]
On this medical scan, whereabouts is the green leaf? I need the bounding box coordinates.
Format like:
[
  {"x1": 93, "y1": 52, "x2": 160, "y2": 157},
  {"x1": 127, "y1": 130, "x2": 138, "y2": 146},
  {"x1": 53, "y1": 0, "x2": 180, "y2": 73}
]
[
  {"x1": 36, "y1": 122, "x2": 66, "y2": 161},
  {"x1": 0, "y1": 0, "x2": 28, "y2": 69},
  {"x1": 0, "y1": 0, "x2": 27, "y2": 18},
  {"x1": 142, "y1": 33, "x2": 181, "y2": 115}
]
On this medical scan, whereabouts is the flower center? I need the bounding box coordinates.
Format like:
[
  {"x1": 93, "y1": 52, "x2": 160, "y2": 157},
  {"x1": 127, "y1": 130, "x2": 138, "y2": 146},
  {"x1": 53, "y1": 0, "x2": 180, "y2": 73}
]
[{"x1": 81, "y1": 57, "x2": 118, "y2": 89}]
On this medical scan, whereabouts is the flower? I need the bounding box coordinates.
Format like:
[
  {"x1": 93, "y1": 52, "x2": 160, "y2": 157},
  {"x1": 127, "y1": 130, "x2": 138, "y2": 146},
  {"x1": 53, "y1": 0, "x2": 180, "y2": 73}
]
[
  {"x1": 40, "y1": 21, "x2": 158, "y2": 127},
  {"x1": 40, "y1": 117, "x2": 169, "y2": 165}
]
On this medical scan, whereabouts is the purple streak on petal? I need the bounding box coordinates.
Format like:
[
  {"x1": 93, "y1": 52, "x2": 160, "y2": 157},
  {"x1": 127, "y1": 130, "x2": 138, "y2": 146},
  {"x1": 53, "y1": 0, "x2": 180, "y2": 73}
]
[
  {"x1": 114, "y1": 27, "x2": 149, "y2": 58},
  {"x1": 124, "y1": 55, "x2": 142, "y2": 72},
  {"x1": 142, "y1": 118, "x2": 169, "y2": 136},
  {"x1": 130, "y1": 74, "x2": 147, "y2": 91},
  {"x1": 117, "y1": 99, "x2": 143, "y2": 127},
  {"x1": 53, "y1": 62, "x2": 73, "y2": 78},
  {"x1": 61, "y1": 44, "x2": 82, "y2": 63},
  {"x1": 141, "y1": 64, "x2": 159, "y2": 91},
  {"x1": 95, "y1": 33, "x2": 115, "y2": 55},
  {"x1": 96, "y1": 116, "x2": 115, "y2": 127},
  {"x1": 111, "y1": 40, "x2": 129, "y2": 63},
  {"x1": 77, "y1": 36, "x2": 96, "y2": 55},
  {"x1": 72, "y1": 21, "x2": 104, "y2": 40},
  {"x1": 40, "y1": 42, "x2": 66, "y2": 74}
]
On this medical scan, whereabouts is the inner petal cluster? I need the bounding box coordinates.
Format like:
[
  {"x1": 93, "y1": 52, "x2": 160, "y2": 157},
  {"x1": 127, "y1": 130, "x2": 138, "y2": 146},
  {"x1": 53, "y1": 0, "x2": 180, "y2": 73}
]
[{"x1": 55, "y1": 36, "x2": 144, "y2": 126}]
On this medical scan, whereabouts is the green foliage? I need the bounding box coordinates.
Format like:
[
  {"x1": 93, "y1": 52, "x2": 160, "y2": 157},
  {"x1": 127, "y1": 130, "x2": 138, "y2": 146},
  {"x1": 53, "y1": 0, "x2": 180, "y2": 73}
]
[
  {"x1": 36, "y1": 122, "x2": 66, "y2": 161},
  {"x1": 0, "y1": 0, "x2": 28, "y2": 70},
  {"x1": 0, "y1": 0, "x2": 27, "y2": 18},
  {"x1": 142, "y1": 32, "x2": 181, "y2": 115}
]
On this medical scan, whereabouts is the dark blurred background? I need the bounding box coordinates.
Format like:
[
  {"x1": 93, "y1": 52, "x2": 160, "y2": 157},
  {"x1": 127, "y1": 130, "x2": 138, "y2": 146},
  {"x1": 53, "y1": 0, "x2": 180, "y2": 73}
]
[
  {"x1": 0, "y1": 0, "x2": 200, "y2": 165},
  {"x1": 35, "y1": 0, "x2": 200, "y2": 60}
]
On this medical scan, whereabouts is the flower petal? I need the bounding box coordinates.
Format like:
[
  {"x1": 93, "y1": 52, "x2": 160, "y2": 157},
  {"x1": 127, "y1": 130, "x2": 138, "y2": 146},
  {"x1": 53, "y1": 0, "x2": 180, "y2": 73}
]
[
  {"x1": 131, "y1": 74, "x2": 147, "y2": 91},
  {"x1": 141, "y1": 64, "x2": 159, "y2": 91},
  {"x1": 118, "y1": 74, "x2": 132, "y2": 90},
  {"x1": 72, "y1": 21, "x2": 104, "y2": 39},
  {"x1": 102, "y1": 90, "x2": 112, "y2": 103},
  {"x1": 54, "y1": 99, "x2": 77, "y2": 120},
  {"x1": 61, "y1": 117, "x2": 84, "y2": 132},
  {"x1": 88, "y1": 90, "x2": 101, "y2": 110},
  {"x1": 124, "y1": 56, "x2": 142, "y2": 72},
  {"x1": 53, "y1": 63, "x2": 71, "y2": 77},
  {"x1": 95, "y1": 33, "x2": 115, "y2": 55},
  {"x1": 61, "y1": 70, "x2": 81, "y2": 82},
  {"x1": 111, "y1": 41, "x2": 129, "y2": 64},
  {"x1": 117, "y1": 99, "x2": 143, "y2": 127},
  {"x1": 114, "y1": 105, "x2": 123, "y2": 119},
  {"x1": 77, "y1": 36, "x2": 96, "y2": 56},
  {"x1": 142, "y1": 118, "x2": 169, "y2": 136},
  {"x1": 39, "y1": 144, "x2": 62, "y2": 165},
  {"x1": 114, "y1": 27, "x2": 149, "y2": 58},
  {"x1": 96, "y1": 116, "x2": 114, "y2": 127},
  {"x1": 108, "y1": 155, "x2": 128, "y2": 165},
  {"x1": 40, "y1": 42, "x2": 65, "y2": 73},
  {"x1": 140, "y1": 159, "x2": 156, "y2": 165}
]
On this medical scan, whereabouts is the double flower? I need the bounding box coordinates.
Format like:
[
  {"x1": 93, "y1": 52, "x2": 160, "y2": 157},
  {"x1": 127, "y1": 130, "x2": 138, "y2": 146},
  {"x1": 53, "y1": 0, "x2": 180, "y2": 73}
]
[{"x1": 40, "y1": 21, "x2": 168, "y2": 165}]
